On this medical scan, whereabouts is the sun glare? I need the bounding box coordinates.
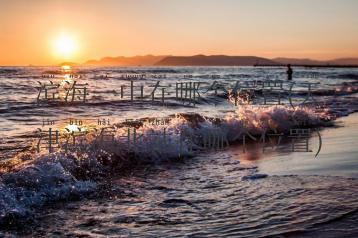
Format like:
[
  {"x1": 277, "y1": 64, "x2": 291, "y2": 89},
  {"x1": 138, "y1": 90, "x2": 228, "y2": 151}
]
[
  {"x1": 53, "y1": 34, "x2": 77, "y2": 58},
  {"x1": 61, "y1": 65, "x2": 71, "y2": 71}
]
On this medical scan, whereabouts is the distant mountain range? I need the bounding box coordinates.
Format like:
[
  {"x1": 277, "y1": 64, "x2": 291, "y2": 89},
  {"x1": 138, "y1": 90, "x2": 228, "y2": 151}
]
[
  {"x1": 273, "y1": 57, "x2": 358, "y2": 66},
  {"x1": 155, "y1": 55, "x2": 278, "y2": 66},
  {"x1": 62, "y1": 55, "x2": 358, "y2": 66}
]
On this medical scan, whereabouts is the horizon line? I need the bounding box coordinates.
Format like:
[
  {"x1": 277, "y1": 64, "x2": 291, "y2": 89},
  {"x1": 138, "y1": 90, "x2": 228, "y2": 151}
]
[{"x1": 2, "y1": 54, "x2": 358, "y2": 67}]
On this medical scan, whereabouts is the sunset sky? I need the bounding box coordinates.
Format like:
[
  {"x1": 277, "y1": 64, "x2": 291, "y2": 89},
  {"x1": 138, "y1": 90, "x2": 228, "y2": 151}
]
[{"x1": 1, "y1": 0, "x2": 358, "y2": 66}]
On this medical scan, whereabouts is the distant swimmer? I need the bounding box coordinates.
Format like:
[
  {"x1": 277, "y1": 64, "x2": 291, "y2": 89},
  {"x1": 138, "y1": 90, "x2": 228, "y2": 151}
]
[{"x1": 286, "y1": 64, "x2": 293, "y2": 80}]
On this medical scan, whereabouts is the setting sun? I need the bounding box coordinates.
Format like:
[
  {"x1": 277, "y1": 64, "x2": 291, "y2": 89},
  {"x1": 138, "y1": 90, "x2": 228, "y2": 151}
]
[{"x1": 53, "y1": 34, "x2": 77, "y2": 58}]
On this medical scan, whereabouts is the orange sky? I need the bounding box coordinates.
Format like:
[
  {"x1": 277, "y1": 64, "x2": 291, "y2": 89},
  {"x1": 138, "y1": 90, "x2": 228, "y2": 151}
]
[{"x1": 1, "y1": 0, "x2": 358, "y2": 66}]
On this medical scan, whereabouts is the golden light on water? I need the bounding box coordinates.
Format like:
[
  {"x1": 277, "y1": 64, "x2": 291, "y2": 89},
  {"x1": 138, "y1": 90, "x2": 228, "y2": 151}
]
[
  {"x1": 65, "y1": 124, "x2": 80, "y2": 133},
  {"x1": 64, "y1": 124, "x2": 88, "y2": 133},
  {"x1": 62, "y1": 65, "x2": 71, "y2": 70}
]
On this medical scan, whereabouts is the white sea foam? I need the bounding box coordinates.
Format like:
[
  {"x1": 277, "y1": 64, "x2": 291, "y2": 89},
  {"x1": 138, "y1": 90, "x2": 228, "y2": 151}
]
[{"x1": 0, "y1": 104, "x2": 337, "y2": 227}]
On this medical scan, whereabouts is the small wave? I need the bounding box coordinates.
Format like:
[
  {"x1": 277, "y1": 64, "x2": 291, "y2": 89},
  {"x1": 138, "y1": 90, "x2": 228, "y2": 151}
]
[
  {"x1": 336, "y1": 73, "x2": 358, "y2": 80},
  {"x1": 0, "y1": 104, "x2": 333, "y2": 227},
  {"x1": 242, "y1": 173, "x2": 268, "y2": 180},
  {"x1": 0, "y1": 157, "x2": 95, "y2": 227},
  {"x1": 0, "y1": 68, "x2": 18, "y2": 75},
  {"x1": 159, "y1": 198, "x2": 195, "y2": 208}
]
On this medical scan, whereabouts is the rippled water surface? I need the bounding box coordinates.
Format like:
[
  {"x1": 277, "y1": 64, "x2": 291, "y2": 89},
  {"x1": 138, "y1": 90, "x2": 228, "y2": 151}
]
[
  {"x1": 13, "y1": 114, "x2": 356, "y2": 237},
  {"x1": 1, "y1": 66, "x2": 358, "y2": 159},
  {"x1": 1, "y1": 66, "x2": 358, "y2": 237},
  {"x1": 28, "y1": 153, "x2": 358, "y2": 237}
]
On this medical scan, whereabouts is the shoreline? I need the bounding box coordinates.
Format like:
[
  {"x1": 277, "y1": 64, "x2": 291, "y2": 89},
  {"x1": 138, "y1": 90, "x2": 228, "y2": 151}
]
[
  {"x1": 236, "y1": 112, "x2": 358, "y2": 178},
  {"x1": 1, "y1": 112, "x2": 357, "y2": 235},
  {"x1": 8, "y1": 114, "x2": 358, "y2": 236}
]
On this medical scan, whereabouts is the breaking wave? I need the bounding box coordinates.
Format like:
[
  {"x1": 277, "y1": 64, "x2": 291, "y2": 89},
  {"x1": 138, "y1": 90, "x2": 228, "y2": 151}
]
[{"x1": 0, "y1": 104, "x2": 332, "y2": 227}]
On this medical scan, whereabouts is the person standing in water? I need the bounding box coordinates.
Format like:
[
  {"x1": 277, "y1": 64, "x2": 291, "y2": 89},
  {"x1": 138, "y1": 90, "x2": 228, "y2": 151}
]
[{"x1": 286, "y1": 64, "x2": 293, "y2": 80}]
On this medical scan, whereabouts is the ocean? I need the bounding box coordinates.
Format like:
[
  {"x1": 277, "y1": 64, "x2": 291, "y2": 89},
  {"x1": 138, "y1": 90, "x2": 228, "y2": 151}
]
[{"x1": 0, "y1": 66, "x2": 357, "y2": 237}]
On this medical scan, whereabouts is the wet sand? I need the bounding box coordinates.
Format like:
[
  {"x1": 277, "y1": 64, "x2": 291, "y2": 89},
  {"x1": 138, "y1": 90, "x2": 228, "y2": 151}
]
[{"x1": 236, "y1": 113, "x2": 358, "y2": 178}]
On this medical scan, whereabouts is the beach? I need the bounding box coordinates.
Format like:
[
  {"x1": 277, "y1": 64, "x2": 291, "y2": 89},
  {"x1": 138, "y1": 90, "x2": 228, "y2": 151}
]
[{"x1": 252, "y1": 113, "x2": 358, "y2": 178}]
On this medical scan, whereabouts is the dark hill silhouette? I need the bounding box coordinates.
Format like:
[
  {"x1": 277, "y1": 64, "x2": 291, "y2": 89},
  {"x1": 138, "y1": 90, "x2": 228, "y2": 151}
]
[
  {"x1": 155, "y1": 55, "x2": 278, "y2": 66},
  {"x1": 273, "y1": 58, "x2": 323, "y2": 65},
  {"x1": 61, "y1": 55, "x2": 358, "y2": 67},
  {"x1": 59, "y1": 62, "x2": 78, "y2": 67}
]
